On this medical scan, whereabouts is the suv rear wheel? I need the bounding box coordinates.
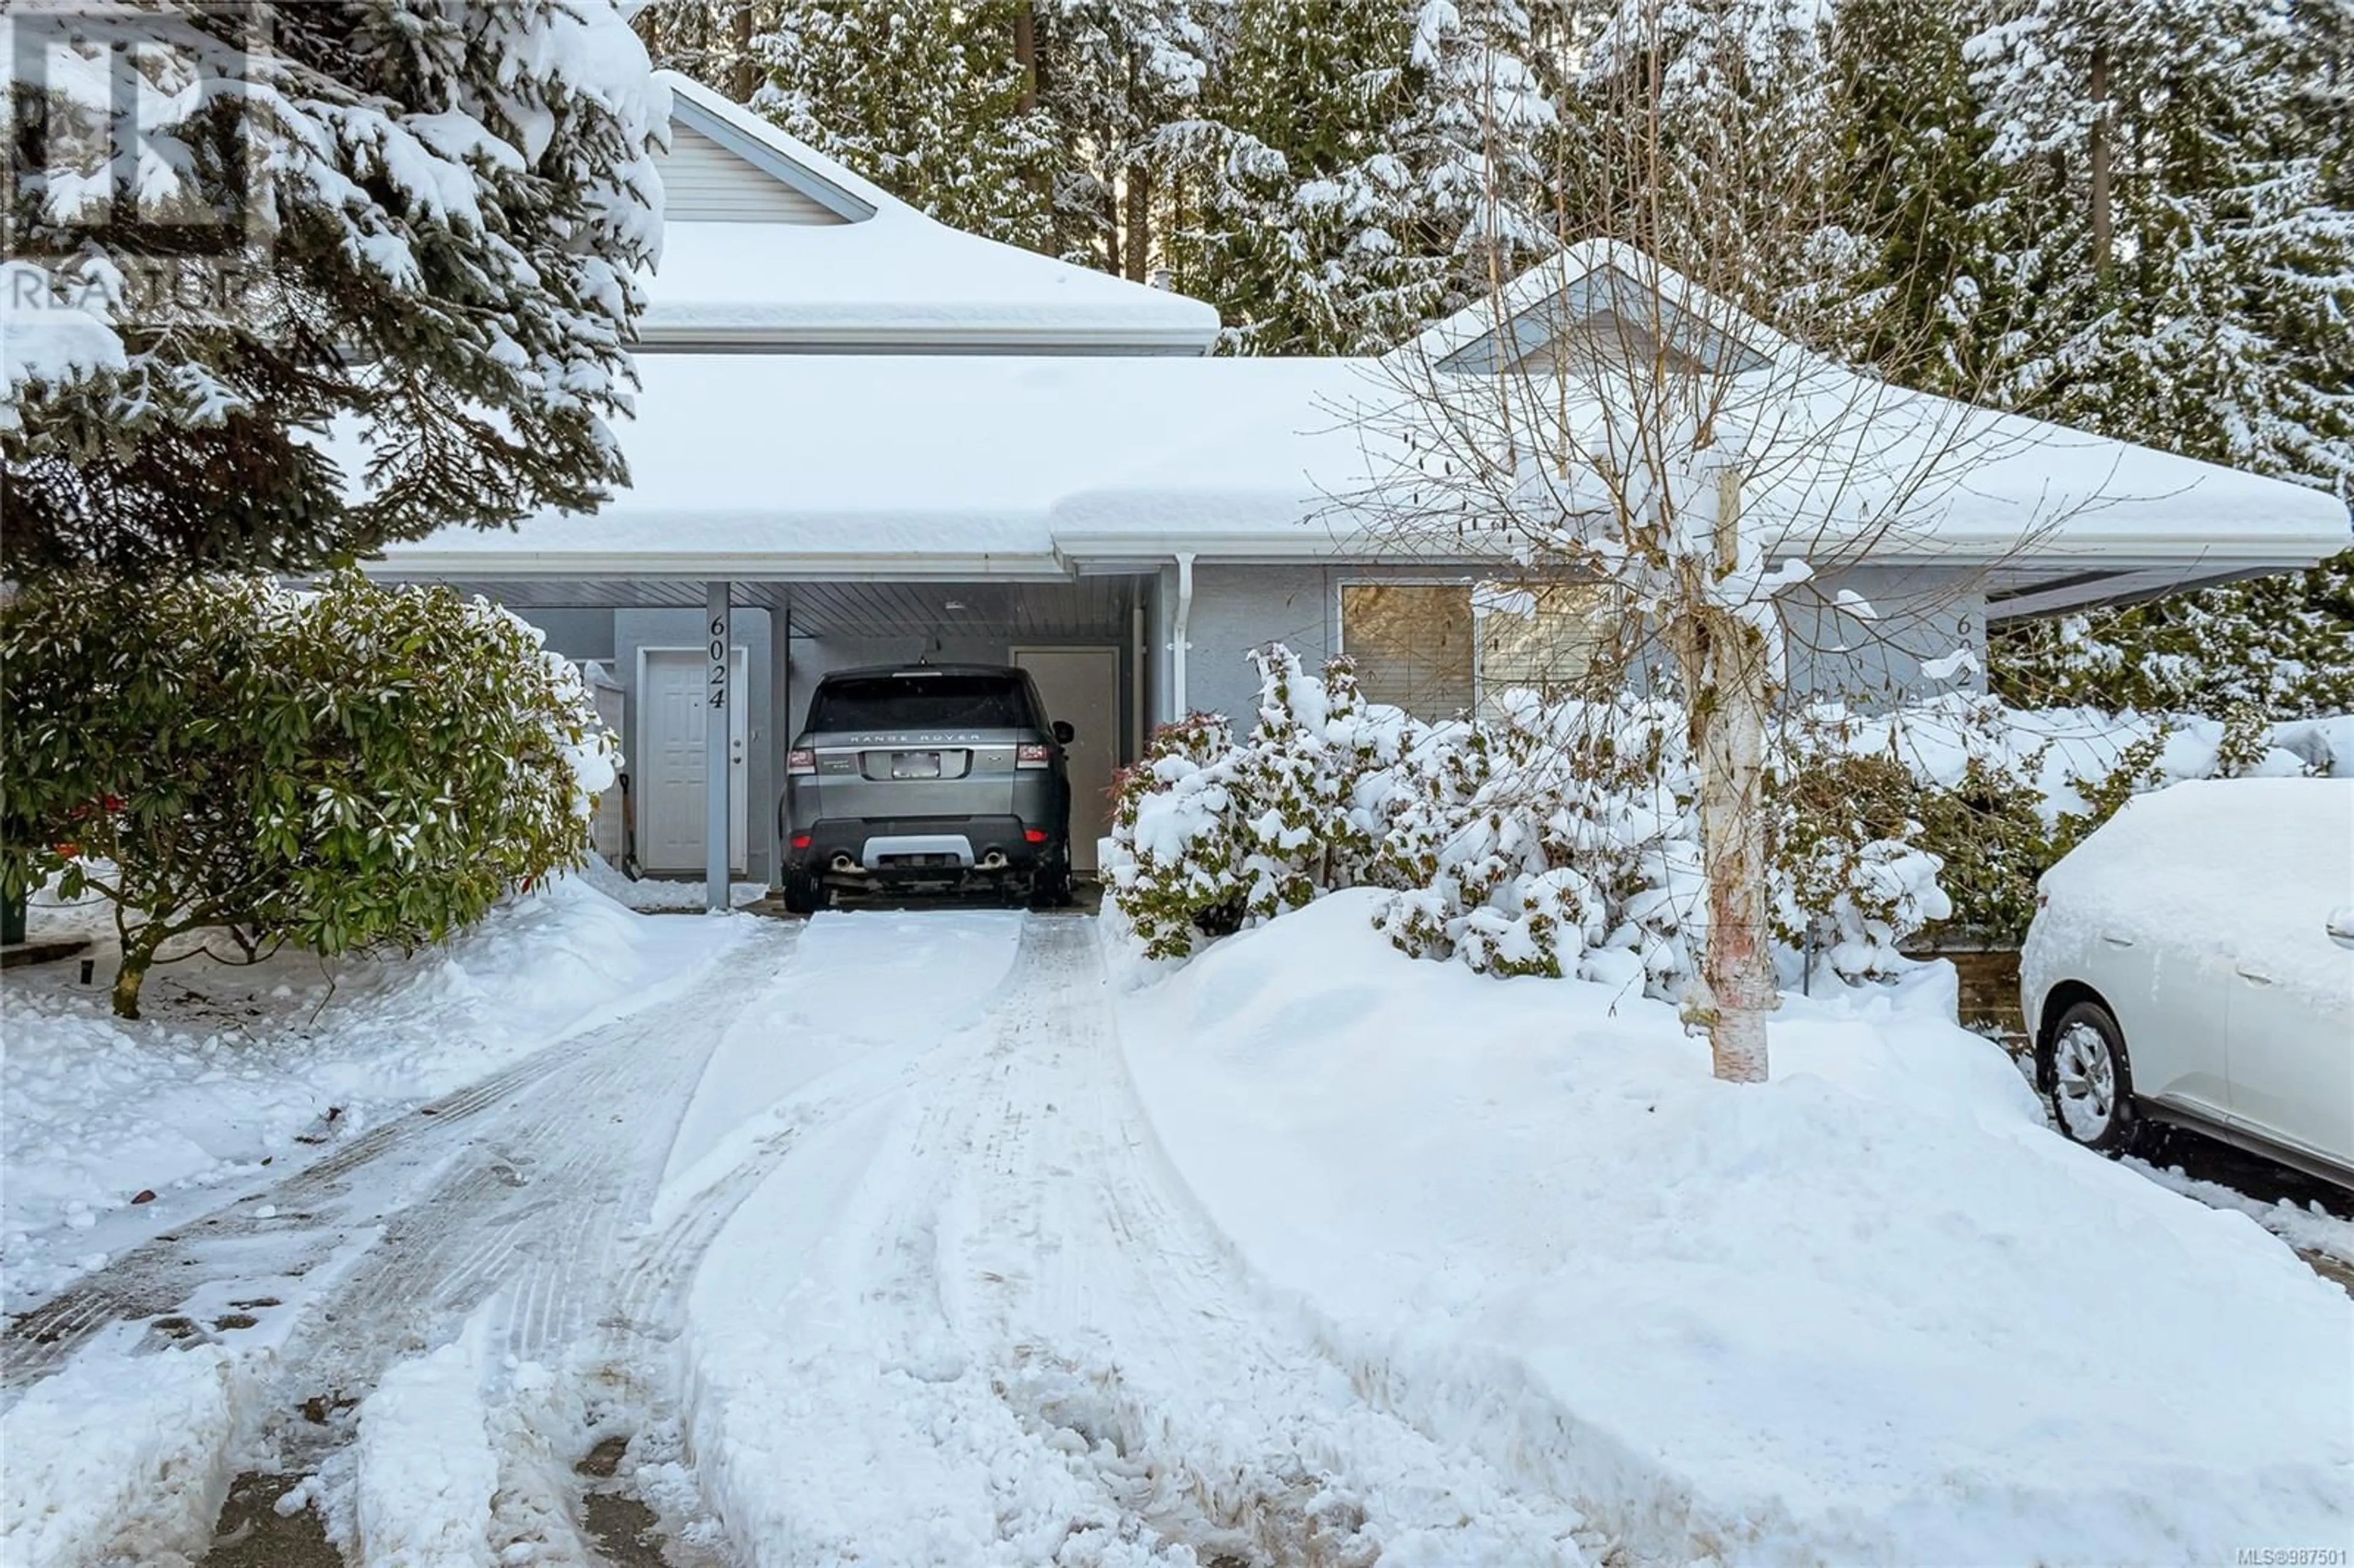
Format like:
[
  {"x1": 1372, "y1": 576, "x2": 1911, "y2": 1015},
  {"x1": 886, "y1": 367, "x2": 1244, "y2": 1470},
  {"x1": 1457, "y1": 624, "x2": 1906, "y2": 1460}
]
[
  {"x1": 782, "y1": 868, "x2": 825, "y2": 916},
  {"x1": 1029, "y1": 837, "x2": 1075, "y2": 910}
]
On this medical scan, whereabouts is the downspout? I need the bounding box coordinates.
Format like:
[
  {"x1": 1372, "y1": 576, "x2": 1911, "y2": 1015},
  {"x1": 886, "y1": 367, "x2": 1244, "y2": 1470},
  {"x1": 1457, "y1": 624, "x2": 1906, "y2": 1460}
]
[{"x1": 1171, "y1": 552, "x2": 1196, "y2": 718}]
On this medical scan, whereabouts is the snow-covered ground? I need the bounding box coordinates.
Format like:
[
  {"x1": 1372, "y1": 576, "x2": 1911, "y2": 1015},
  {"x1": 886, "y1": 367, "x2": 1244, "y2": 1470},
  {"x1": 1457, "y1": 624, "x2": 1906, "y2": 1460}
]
[
  {"x1": 570, "y1": 851, "x2": 768, "y2": 910},
  {"x1": 6, "y1": 895, "x2": 2349, "y2": 1566},
  {"x1": 1114, "y1": 891, "x2": 2354, "y2": 1565},
  {"x1": 1, "y1": 871, "x2": 748, "y2": 1305}
]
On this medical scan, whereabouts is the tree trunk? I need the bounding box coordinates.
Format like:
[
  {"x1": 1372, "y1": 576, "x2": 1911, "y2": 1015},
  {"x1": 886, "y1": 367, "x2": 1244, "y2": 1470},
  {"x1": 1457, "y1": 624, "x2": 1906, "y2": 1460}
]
[
  {"x1": 2089, "y1": 40, "x2": 2112, "y2": 284},
  {"x1": 112, "y1": 924, "x2": 164, "y2": 1019},
  {"x1": 1124, "y1": 162, "x2": 1153, "y2": 282},
  {"x1": 1688, "y1": 608, "x2": 1778, "y2": 1084},
  {"x1": 1014, "y1": 3, "x2": 1038, "y2": 115},
  {"x1": 730, "y1": 3, "x2": 760, "y2": 102}
]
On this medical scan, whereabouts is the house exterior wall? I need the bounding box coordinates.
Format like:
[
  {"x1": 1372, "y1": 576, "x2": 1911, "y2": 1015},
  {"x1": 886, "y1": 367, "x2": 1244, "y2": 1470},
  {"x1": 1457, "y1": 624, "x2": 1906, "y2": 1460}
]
[
  {"x1": 1170, "y1": 561, "x2": 1989, "y2": 727},
  {"x1": 656, "y1": 123, "x2": 846, "y2": 224}
]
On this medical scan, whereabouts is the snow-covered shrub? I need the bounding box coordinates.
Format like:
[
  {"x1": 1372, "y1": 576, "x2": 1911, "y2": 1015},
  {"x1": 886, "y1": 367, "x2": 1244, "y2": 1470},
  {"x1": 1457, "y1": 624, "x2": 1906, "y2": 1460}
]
[
  {"x1": 1, "y1": 573, "x2": 617, "y2": 1016},
  {"x1": 1992, "y1": 552, "x2": 2354, "y2": 723},
  {"x1": 1104, "y1": 649, "x2": 1410, "y2": 959},
  {"x1": 1372, "y1": 692, "x2": 1703, "y2": 988},
  {"x1": 1770, "y1": 748, "x2": 1949, "y2": 979},
  {"x1": 1108, "y1": 645, "x2": 2347, "y2": 993}
]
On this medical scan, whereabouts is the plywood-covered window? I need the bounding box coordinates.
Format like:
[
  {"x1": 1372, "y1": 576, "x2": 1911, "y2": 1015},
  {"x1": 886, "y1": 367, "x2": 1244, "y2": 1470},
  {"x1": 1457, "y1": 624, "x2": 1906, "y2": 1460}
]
[
  {"x1": 1474, "y1": 582, "x2": 1618, "y2": 717},
  {"x1": 1340, "y1": 584, "x2": 1474, "y2": 719},
  {"x1": 1339, "y1": 580, "x2": 1619, "y2": 721}
]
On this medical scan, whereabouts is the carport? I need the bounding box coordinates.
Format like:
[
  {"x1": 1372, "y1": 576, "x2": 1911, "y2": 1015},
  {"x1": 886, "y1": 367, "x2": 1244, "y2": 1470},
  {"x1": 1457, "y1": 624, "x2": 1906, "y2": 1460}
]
[
  {"x1": 346, "y1": 351, "x2": 1335, "y2": 913},
  {"x1": 367, "y1": 563, "x2": 1162, "y2": 911}
]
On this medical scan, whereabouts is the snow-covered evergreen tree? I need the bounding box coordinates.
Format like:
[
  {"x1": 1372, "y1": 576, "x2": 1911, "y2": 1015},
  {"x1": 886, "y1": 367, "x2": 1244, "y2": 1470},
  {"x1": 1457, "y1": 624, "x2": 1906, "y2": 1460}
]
[
  {"x1": 1168, "y1": 0, "x2": 1441, "y2": 352},
  {"x1": 1, "y1": 0, "x2": 668, "y2": 579},
  {"x1": 1567, "y1": 0, "x2": 1842, "y2": 324},
  {"x1": 633, "y1": 0, "x2": 777, "y2": 99},
  {"x1": 1812, "y1": 0, "x2": 2007, "y2": 385},
  {"x1": 1393, "y1": 0, "x2": 1562, "y2": 319},
  {"x1": 753, "y1": 0, "x2": 1052, "y2": 246},
  {"x1": 1964, "y1": 0, "x2": 2354, "y2": 491},
  {"x1": 1030, "y1": 0, "x2": 1215, "y2": 276}
]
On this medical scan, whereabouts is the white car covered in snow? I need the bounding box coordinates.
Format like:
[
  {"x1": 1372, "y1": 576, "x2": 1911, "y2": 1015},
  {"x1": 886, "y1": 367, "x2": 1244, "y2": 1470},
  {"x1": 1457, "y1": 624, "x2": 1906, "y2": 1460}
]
[{"x1": 2021, "y1": 777, "x2": 2354, "y2": 1184}]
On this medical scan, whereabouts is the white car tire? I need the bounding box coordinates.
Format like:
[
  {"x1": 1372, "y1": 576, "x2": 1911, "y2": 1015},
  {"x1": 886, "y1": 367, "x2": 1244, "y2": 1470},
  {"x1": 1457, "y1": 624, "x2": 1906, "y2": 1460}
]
[{"x1": 2041, "y1": 999, "x2": 2143, "y2": 1156}]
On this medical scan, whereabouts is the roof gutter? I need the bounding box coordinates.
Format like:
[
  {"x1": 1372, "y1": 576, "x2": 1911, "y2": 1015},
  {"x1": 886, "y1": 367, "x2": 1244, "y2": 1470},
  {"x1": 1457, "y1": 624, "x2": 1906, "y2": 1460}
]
[{"x1": 359, "y1": 550, "x2": 1069, "y2": 581}]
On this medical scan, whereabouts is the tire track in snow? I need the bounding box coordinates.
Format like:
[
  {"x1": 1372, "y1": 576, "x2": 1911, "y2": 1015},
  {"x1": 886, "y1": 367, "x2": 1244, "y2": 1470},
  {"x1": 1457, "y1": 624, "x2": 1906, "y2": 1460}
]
[
  {"x1": 4, "y1": 926, "x2": 804, "y2": 1567},
  {"x1": 684, "y1": 915, "x2": 1598, "y2": 1566},
  {"x1": 257, "y1": 930, "x2": 804, "y2": 1456}
]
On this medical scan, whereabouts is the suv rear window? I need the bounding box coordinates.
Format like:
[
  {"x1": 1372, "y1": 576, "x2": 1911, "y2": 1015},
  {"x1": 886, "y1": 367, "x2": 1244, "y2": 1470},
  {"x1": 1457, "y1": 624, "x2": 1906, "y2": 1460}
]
[{"x1": 806, "y1": 672, "x2": 1038, "y2": 733}]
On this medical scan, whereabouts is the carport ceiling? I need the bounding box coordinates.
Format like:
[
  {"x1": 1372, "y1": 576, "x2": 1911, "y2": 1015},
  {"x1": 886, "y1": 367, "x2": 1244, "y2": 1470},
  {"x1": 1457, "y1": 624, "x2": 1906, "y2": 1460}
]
[{"x1": 782, "y1": 579, "x2": 1137, "y2": 639}]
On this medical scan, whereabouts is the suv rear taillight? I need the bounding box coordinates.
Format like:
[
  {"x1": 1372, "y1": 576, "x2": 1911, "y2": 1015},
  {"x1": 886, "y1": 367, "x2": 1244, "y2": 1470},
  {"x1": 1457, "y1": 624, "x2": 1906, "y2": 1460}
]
[
  {"x1": 788, "y1": 748, "x2": 817, "y2": 776},
  {"x1": 1017, "y1": 743, "x2": 1052, "y2": 769}
]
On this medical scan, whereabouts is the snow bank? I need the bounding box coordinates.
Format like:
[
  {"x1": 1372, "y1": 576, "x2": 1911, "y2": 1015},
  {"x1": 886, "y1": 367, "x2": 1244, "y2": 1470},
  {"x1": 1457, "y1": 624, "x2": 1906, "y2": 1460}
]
[
  {"x1": 1, "y1": 872, "x2": 747, "y2": 1304},
  {"x1": 570, "y1": 851, "x2": 766, "y2": 909},
  {"x1": 1115, "y1": 892, "x2": 2354, "y2": 1564},
  {"x1": 0, "y1": 1338, "x2": 247, "y2": 1566},
  {"x1": 352, "y1": 1331, "x2": 498, "y2": 1568}
]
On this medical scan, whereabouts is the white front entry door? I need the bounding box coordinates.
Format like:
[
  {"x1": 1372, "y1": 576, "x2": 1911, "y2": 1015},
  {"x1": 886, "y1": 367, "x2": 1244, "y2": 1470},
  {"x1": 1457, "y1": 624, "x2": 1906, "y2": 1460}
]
[
  {"x1": 639, "y1": 646, "x2": 748, "y2": 873},
  {"x1": 1015, "y1": 646, "x2": 1121, "y2": 873}
]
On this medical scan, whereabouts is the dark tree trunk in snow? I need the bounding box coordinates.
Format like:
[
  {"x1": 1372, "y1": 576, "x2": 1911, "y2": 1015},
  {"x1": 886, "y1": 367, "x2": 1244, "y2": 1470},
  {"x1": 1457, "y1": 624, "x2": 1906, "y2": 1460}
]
[
  {"x1": 112, "y1": 925, "x2": 165, "y2": 1020},
  {"x1": 1124, "y1": 164, "x2": 1153, "y2": 281},
  {"x1": 2089, "y1": 40, "x2": 2113, "y2": 283},
  {"x1": 1015, "y1": 4, "x2": 1037, "y2": 113}
]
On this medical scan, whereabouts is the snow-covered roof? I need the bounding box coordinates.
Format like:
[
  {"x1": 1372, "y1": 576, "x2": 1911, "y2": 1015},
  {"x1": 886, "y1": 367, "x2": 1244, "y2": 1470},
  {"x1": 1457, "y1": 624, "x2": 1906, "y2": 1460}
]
[
  {"x1": 637, "y1": 74, "x2": 1221, "y2": 356},
  {"x1": 363, "y1": 341, "x2": 2347, "y2": 601},
  {"x1": 362, "y1": 239, "x2": 2345, "y2": 607}
]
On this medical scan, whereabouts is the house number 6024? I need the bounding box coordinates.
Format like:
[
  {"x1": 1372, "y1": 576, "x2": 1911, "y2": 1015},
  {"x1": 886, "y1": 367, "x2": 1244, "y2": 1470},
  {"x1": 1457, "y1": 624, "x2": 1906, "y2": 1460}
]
[{"x1": 707, "y1": 617, "x2": 727, "y2": 709}]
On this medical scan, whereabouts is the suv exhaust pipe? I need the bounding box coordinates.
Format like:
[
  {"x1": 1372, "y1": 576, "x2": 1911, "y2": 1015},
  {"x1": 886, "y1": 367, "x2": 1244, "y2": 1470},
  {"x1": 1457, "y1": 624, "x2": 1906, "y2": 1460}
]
[
  {"x1": 829, "y1": 852, "x2": 863, "y2": 874},
  {"x1": 978, "y1": 850, "x2": 1008, "y2": 871}
]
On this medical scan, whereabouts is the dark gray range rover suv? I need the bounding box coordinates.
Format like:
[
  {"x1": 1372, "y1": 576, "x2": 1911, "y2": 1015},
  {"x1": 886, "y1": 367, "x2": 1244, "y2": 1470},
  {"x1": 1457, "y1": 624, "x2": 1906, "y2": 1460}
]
[{"x1": 778, "y1": 664, "x2": 1075, "y2": 913}]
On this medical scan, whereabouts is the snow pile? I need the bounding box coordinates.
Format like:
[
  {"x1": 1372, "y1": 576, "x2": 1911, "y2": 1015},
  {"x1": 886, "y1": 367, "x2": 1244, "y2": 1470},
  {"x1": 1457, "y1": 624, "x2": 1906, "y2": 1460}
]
[
  {"x1": 351, "y1": 1332, "x2": 498, "y2": 1568},
  {"x1": 569, "y1": 850, "x2": 766, "y2": 909},
  {"x1": 0, "y1": 1339, "x2": 248, "y2": 1566},
  {"x1": 1115, "y1": 892, "x2": 2354, "y2": 1564},
  {"x1": 1, "y1": 872, "x2": 747, "y2": 1303}
]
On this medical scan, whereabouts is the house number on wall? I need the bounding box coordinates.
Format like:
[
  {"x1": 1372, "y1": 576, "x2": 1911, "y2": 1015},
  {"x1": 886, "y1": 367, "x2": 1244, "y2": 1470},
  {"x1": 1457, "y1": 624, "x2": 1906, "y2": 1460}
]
[{"x1": 707, "y1": 616, "x2": 728, "y2": 709}]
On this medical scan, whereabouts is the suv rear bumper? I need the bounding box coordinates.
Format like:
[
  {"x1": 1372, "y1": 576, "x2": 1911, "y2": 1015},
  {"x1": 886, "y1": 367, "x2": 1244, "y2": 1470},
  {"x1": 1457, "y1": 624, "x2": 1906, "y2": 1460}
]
[{"x1": 788, "y1": 815, "x2": 1052, "y2": 885}]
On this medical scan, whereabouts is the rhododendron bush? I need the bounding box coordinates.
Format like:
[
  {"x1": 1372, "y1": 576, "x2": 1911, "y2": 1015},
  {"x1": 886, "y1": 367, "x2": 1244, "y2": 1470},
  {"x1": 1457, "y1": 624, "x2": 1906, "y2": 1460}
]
[{"x1": 0, "y1": 573, "x2": 617, "y2": 1017}]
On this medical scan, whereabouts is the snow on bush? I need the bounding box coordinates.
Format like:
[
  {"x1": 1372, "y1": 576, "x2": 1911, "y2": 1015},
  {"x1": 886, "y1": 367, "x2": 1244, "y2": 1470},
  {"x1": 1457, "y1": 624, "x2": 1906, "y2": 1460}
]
[
  {"x1": 1106, "y1": 649, "x2": 1411, "y2": 960},
  {"x1": 1105, "y1": 647, "x2": 2347, "y2": 992},
  {"x1": 1, "y1": 572, "x2": 620, "y2": 1016}
]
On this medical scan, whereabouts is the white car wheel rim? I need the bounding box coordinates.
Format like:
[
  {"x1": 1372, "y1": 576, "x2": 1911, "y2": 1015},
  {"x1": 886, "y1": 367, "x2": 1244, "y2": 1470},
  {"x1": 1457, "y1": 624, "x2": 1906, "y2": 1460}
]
[{"x1": 2053, "y1": 1021, "x2": 2117, "y2": 1142}]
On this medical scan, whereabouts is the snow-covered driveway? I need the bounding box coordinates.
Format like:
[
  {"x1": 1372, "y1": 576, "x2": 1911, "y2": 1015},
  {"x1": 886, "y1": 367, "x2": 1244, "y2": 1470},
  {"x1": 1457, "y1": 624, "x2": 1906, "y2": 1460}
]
[
  {"x1": 681, "y1": 913, "x2": 1593, "y2": 1566},
  {"x1": 4, "y1": 910, "x2": 1596, "y2": 1566}
]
